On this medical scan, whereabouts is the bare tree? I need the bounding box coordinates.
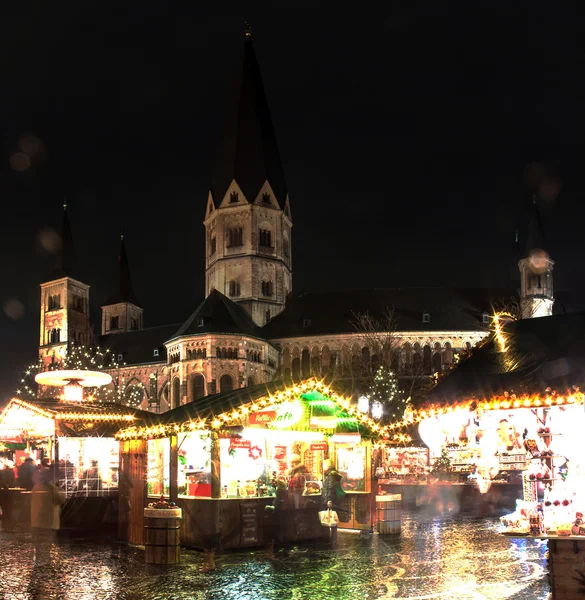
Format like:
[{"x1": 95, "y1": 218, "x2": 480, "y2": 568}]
[{"x1": 342, "y1": 308, "x2": 436, "y2": 410}]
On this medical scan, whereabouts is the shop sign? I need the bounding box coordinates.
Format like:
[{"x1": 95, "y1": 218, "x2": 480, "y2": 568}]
[
  {"x1": 274, "y1": 445, "x2": 287, "y2": 459},
  {"x1": 310, "y1": 442, "x2": 328, "y2": 451},
  {"x1": 229, "y1": 438, "x2": 251, "y2": 450},
  {"x1": 270, "y1": 402, "x2": 303, "y2": 429},
  {"x1": 310, "y1": 416, "x2": 337, "y2": 429},
  {"x1": 249, "y1": 410, "x2": 277, "y2": 425}
]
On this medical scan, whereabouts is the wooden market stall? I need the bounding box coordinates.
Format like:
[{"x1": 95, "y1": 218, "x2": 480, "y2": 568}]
[
  {"x1": 116, "y1": 378, "x2": 382, "y2": 549},
  {"x1": 0, "y1": 396, "x2": 150, "y2": 530}
]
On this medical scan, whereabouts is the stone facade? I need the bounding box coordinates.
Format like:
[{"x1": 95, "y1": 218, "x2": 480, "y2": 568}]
[
  {"x1": 39, "y1": 276, "x2": 90, "y2": 369},
  {"x1": 204, "y1": 181, "x2": 292, "y2": 327}
]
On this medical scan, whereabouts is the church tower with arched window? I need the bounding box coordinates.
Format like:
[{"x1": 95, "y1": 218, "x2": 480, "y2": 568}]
[
  {"x1": 39, "y1": 202, "x2": 90, "y2": 368},
  {"x1": 519, "y1": 197, "x2": 554, "y2": 318},
  {"x1": 204, "y1": 25, "x2": 292, "y2": 326}
]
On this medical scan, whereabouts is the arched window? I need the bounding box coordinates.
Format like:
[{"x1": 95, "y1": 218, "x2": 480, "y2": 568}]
[
  {"x1": 259, "y1": 228, "x2": 272, "y2": 248},
  {"x1": 229, "y1": 191, "x2": 239, "y2": 203},
  {"x1": 219, "y1": 374, "x2": 233, "y2": 393},
  {"x1": 261, "y1": 280, "x2": 273, "y2": 297},
  {"x1": 423, "y1": 345, "x2": 432, "y2": 372},
  {"x1": 110, "y1": 316, "x2": 119, "y2": 330},
  {"x1": 247, "y1": 376, "x2": 256, "y2": 387},
  {"x1": 432, "y1": 351, "x2": 442, "y2": 373},
  {"x1": 228, "y1": 280, "x2": 241, "y2": 297},
  {"x1": 227, "y1": 227, "x2": 243, "y2": 247},
  {"x1": 291, "y1": 357, "x2": 301, "y2": 380},
  {"x1": 172, "y1": 377, "x2": 181, "y2": 409},
  {"x1": 49, "y1": 328, "x2": 61, "y2": 344},
  {"x1": 190, "y1": 374, "x2": 205, "y2": 401},
  {"x1": 301, "y1": 349, "x2": 311, "y2": 378},
  {"x1": 216, "y1": 347, "x2": 222, "y2": 359}
]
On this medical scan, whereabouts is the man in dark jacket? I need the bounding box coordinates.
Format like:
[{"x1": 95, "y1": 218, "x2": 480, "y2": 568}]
[{"x1": 17, "y1": 457, "x2": 38, "y2": 490}]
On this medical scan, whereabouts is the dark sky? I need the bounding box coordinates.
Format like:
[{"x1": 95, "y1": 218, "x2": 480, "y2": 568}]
[{"x1": 0, "y1": 2, "x2": 584, "y2": 400}]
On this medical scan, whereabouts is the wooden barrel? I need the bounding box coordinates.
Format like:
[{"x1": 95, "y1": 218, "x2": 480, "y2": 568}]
[
  {"x1": 144, "y1": 508, "x2": 182, "y2": 565},
  {"x1": 376, "y1": 494, "x2": 401, "y2": 535}
]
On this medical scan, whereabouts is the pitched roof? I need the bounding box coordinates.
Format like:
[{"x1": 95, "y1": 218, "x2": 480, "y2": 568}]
[
  {"x1": 1, "y1": 397, "x2": 153, "y2": 438},
  {"x1": 428, "y1": 312, "x2": 585, "y2": 403},
  {"x1": 263, "y1": 288, "x2": 518, "y2": 338},
  {"x1": 159, "y1": 380, "x2": 289, "y2": 425},
  {"x1": 103, "y1": 236, "x2": 142, "y2": 307},
  {"x1": 99, "y1": 324, "x2": 181, "y2": 365},
  {"x1": 171, "y1": 290, "x2": 266, "y2": 341},
  {"x1": 210, "y1": 31, "x2": 287, "y2": 206}
]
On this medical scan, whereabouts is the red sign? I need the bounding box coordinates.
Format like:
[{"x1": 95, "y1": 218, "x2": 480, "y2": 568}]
[
  {"x1": 274, "y1": 445, "x2": 287, "y2": 459},
  {"x1": 249, "y1": 411, "x2": 277, "y2": 425},
  {"x1": 310, "y1": 442, "x2": 328, "y2": 452},
  {"x1": 229, "y1": 439, "x2": 251, "y2": 450}
]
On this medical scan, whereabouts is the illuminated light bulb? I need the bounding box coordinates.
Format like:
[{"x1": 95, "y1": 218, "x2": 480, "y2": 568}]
[{"x1": 545, "y1": 398, "x2": 552, "y2": 406}]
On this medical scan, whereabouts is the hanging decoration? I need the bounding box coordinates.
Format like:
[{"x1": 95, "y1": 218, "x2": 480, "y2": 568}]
[{"x1": 248, "y1": 445, "x2": 262, "y2": 460}]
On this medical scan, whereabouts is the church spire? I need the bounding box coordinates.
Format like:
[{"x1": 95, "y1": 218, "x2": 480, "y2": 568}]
[
  {"x1": 524, "y1": 194, "x2": 547, "y2": 256},
  {"x1": 100, "y1": 234, "x2": 143, "y2": 334},
  {"x1": 52, "y1": 198, "x2": 76, "y2": 279},
  {"x1": 210, "y1": 24, "x2": 288, "y2": 206}
]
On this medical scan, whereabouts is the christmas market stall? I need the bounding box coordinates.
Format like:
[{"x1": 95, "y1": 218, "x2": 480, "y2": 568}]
[
  {"x1": 420, "y1": 312, "x2": 585, "y2": 599},
  {"x1": 0, "y1": 395, "x2": 150, "y2": 530},
  {"x1": 116, "y1": 378, "x2": 385, "y2": 549}
]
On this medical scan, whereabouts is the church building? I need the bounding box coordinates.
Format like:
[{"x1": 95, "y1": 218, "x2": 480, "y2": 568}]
[{"x1": 37, "y1": 29, "x2": 555, "y2": 413}]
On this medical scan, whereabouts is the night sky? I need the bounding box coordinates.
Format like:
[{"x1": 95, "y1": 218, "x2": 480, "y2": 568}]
[{"x1": 0, "y1": 3, "x2": 584, "y2": 400}]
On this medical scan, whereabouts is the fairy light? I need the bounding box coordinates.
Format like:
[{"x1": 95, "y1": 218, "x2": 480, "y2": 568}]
[{"x1": 16, "y1": 343, "x2": 144, "y2": 408}]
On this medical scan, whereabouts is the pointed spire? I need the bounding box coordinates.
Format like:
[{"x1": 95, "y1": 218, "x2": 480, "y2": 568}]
[
  {"x1": 210, "y1": 27, "x2": 288, "y2": 206},
  {"x1": 51, "y1": 198, "x2": 76, "y2": 279},
  {"x1": 524, "y1": 195, "x2": 547, "y2": 256},
  {"x1": 113, "y1": 235, "x2": 141, "y2": 307}
]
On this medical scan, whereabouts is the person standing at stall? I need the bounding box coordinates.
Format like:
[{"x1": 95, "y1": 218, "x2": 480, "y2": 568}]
[
  {"x1": 0, "y1": 459, "x2": 16, "y2": 529},
  {"x1": 323, "y1": 460, "x2": 346, "y2": 508},
  {"x1": 30, "y1": 468, "x2": 66, "y2": 565},
  {"x1": 17, "y1": 457, "x2": 38, "y2": 490},
  {"x1": 288, "y1": 455, "x2": 307, "y2": 509}
]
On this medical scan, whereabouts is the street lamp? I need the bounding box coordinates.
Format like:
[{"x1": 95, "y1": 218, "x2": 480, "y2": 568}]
[
  {"x1": 357, "y1": 395, "x2": 370, "y2": 413},
  {"x1": 371, "y1": 401, "x2": 383, "y2": 420}
]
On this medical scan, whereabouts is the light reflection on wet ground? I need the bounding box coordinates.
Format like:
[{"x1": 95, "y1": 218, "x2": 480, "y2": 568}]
[{"x1": 0, "y1": 513, "x2": 549, "y2": 600}]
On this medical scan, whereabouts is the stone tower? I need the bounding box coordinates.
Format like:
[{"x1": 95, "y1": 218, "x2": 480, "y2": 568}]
[
  {"x1": 518, "y1": 197, "x2": 554, "y2": 318},
  {"x1": 204, "y1": 25, "x2": 293, "y2": 326},
  {"x1": 101, "y1": 234, "x2": 143, "y2": 334},
  {"x1": 39, "y1": 202, "x2": 90, "y2": 367}
]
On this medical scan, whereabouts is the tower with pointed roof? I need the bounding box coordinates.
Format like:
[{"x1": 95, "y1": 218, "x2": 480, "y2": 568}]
[
  {"x1": 39, "y1": 201, "x2": 90, "y2": 367},
  {"x1": 204, "y1": 24, "x2": 293, "y2": 327},
  {"x1": 101, "y1": 235, "x2": 143, "y2": 334},
  {"x1": 519, "y1": 196, "x2": 554, "y2": 318}
]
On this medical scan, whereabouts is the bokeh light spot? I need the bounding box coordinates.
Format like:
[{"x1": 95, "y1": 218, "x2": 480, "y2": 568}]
[{"x1": 4, "y1": 299, "x2": 25, "y2": 320}]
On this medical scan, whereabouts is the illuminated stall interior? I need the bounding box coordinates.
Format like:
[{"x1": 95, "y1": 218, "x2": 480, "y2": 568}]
[
  {"x1": 117, "y1": 379, "x2": 383, "y2": 501},
  {"x1": 0, "y1": 397, "x2": 146, "y2": 496}
]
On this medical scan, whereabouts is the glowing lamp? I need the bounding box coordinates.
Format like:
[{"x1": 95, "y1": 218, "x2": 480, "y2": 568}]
[
  {"x1": 357, "y1": 395, "x2": 370, "y2": 413},
  {"x1": 63, "y1": 380, "x2": 83, "y2": 402},
  {"x1": 371, "y1": 401, "x2": 383, "y2": 420}
]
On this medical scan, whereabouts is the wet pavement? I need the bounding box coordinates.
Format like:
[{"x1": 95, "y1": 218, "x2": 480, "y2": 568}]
[{"x1": 0, "y1": 513, "x2": 549, "y2": 600}]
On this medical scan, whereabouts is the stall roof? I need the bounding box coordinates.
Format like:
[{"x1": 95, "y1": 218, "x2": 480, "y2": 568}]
[
  {"x1": 116, "y1": 378, "x2": 416, "y2": 444},
  {"x1": 0, "y1": 397, "x2": 153, "y2": 438},
  {"x1": 428, "y1": 312, "x2": 585, "y2": 404}
]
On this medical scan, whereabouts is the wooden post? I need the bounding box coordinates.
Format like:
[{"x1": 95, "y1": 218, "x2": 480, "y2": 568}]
[
  {"x1": 210, "y1": 431, "x2": 221, "y2": 498},
  {"x1": 169, "y1": 435, "x2": 178, "y2": 503}
]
